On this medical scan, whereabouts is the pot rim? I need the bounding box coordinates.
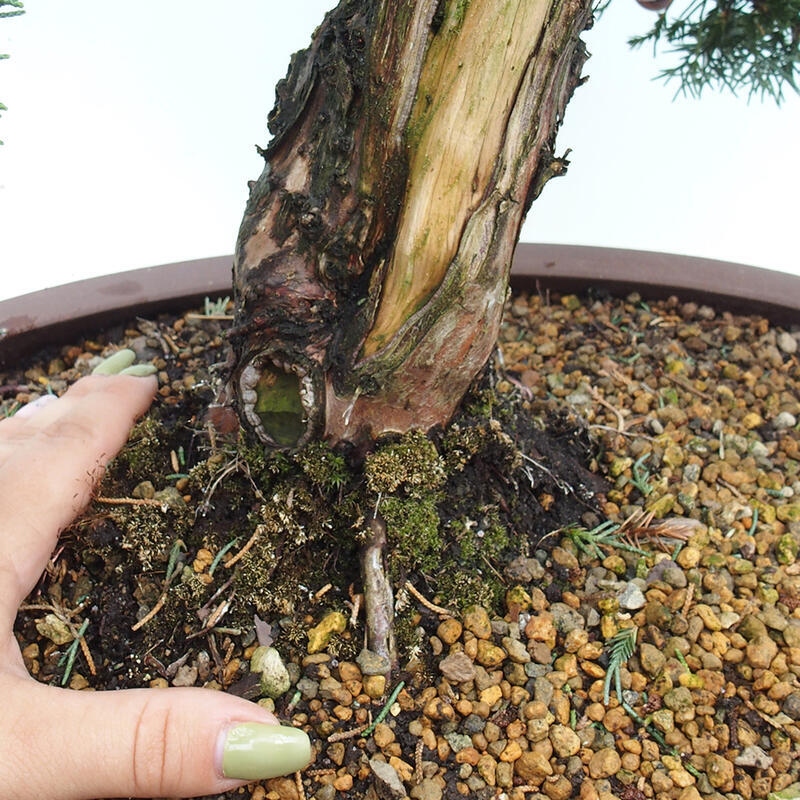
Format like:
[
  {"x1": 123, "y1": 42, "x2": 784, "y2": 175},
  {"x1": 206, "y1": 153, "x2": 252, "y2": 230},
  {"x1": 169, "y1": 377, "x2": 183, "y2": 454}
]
[{"x1": 1, "y1": 243, "x2": 797, "y2": 364}]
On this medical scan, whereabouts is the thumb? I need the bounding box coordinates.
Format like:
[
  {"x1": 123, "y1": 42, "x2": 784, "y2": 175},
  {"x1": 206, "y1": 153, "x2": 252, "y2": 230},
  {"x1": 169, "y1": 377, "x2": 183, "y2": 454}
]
[{"x1": 1, "y1": 673, "x2": 311, "y2": 800}]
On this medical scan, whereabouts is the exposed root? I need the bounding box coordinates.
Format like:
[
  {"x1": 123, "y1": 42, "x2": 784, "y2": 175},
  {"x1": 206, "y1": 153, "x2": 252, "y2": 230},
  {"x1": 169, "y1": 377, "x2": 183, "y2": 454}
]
[{"x1": 360, "y1": 515, "x2": 396, "y2": 672}]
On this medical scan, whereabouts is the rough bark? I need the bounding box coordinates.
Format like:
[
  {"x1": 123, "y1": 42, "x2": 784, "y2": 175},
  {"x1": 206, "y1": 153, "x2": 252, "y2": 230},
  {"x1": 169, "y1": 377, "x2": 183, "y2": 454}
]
[{"x1": 225, "y1": 0, "x2": 592, "y2": 450}]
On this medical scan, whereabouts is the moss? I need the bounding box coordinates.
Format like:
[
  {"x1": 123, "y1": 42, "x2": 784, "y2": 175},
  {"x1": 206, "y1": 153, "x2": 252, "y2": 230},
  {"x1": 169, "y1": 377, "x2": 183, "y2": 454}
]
[
  {"x1": 365, "y1": 430, "x2": 446, "y2": 496},
  {"x1": 381, "y1": 494, "x2": 442, "y2": 575},
  {"x1": 110, "y1": 416, "x2": 170, "y2": 484},
  {"x1": 295, "y1": 441, "x2": 350, "y2": 491},
  {"x1": 436, "y1": 564, "x2": 500, "y2": 611}
]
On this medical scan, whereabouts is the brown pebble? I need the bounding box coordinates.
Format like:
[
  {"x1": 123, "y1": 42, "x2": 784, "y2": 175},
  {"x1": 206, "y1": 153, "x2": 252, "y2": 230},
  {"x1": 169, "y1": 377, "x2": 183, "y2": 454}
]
[
  {"x1": 588, "y1": 747, "x2": 622, "y2": 779},
  {"x1": 514, "y1": 750, "x2": 553, "y2": 782},
  {"x1": 437, "y1": 617, "x2": 463, "y2": 644},
  {"x1": 439, "y1": 651, "x2": 476, "y2": 683},
  {"x1": 463, "y1": 605, "x2": 493, "y2": 639}
]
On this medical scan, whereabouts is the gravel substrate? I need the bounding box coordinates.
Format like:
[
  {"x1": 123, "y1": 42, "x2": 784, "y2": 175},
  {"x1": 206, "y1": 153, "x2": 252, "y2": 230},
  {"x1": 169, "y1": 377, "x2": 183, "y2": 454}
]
[{"x1": 6, "y1": 287, "x2": 800, "y2": 800}]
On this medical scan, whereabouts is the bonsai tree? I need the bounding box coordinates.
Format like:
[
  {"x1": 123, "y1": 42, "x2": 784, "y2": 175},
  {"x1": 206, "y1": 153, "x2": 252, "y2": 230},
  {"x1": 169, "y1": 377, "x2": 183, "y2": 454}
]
[{"x1": 218, "y1": 0, "x2": 798, "y2": 663}]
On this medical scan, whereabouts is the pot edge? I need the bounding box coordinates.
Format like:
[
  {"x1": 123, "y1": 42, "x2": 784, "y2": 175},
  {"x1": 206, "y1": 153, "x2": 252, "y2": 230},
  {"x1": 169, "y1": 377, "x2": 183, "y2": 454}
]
[{"x1": 1, "y1": 244, "x2": 797, "y2": 364}]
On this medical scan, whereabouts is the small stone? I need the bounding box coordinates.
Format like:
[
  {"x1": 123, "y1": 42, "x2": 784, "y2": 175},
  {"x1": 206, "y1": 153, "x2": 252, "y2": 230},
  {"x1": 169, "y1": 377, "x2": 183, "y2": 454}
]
[
  {"x1": 506, "y1": 584, "x2": 533, "y2": 613},
  {"x1": 35, "y1": 613, "x2": 73, "y2": 645},
  {"x1": 333, "y1": 774, "x2": 354, "y2": 792},
  {"x1": 505, "y1": 556, "x2": 545, "y2": 583},
  {"x1": 741, "y1": 412, "x2": 764, "y2": 430},
  {"x1": 525, "y1": 612, "x2": 557, "y2": 648},
  {"x1": 651, "y1": 709, "x2": 674, "y2": 733},
  {"x1": 774, "y1": 411, "x2": 798, "y2": 429},
  {"x1": 439, "y1": 651, "x2": 476, "y2": 683},
  {"x1": 409, "y1": 777, "x2": 443, "y2": 800},
  {"x1": 514, "y1": 750, "x2": 553, "y2": 782},
  {"x1": 373, "y1": 723, "x2": 395, "y2": 750},
  {"x1": 363, "y1": 674, "x2": 387, "y2": 699},
  {"x1": 437, "y1": 618, "x2": 463, "y2": 645},
  {"x1": 171, "y1": 664, "x2": 198, "y2": 687},
  {"x1": 502, "y1": 636, "x2": 531, "y2": 664},
  {"x1": 693, "y1": 604, "x2": 723, "y2": 631},
  {"x1": 734, "y1": 745, "x2": 773, "y2": 769},
  {"x1": 782, "y1": 693, "x2": 800, "y2": 720},
  {"x1": 307, "y1": 611, "x2": 347, "y2": 655},
  {"x1": 370, "y1": 758, "x2": 408, "y2": 799},
  {"x1": 704, "y1": 754, "x2": 734, "y2": 790},
  {"x1": 639, "y1": 642, "x2": 667, "y2": 677},
  {"x1": 549, "y1": 724, "x2": 581, "y2": 758},
  {"x1": 746, "y1": 635, "x2": 778, "y2": 669},
  {"x1": 357, "y1": 648, "x2": 391, "y2": 676},
  {"x1": 250, "y1": 646, "x2": 291, "y2": 698},
  {"x1": 618, "y1": 582, "x2": 646, "y2": 610},
  {"x1": 445, "y1": 732, "x2": 473, "y2": 752},
  {"x1": 543, "y1": 775, "x2": 574, "y2": 800},
  {"x1": 463, "y1": 605, "x2": 492, "y2": 639},
  {"x1": 476, "y1": 753, "x2": 497, "y2": 785},
  {"x1": 588, "y1": 748, "x2": 621, "y2": 779},
  {"x1": 479, "y1": 685, "x2": 503, "y2": 707},
  {"x1": 475, "y1": 639, "x2": 506, "y2": 668},
  {"x1": 776, "y1": 533, "x2": 799, "y2": 565},
  {"x1": 777, "y1": 331, "x2": 798, "y2": 354}
]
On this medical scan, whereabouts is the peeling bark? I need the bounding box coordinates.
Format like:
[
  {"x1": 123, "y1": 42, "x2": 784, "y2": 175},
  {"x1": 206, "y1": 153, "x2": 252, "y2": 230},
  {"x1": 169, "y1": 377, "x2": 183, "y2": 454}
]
[{"x1": 225, "y1": 0, "x2": 592, "y2": 449}]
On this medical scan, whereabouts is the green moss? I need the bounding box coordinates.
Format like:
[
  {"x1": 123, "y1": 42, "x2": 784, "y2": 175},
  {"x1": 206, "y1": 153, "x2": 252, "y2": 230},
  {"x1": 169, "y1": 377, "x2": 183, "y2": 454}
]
[
  {"x1": 381, "y1": 495, "x2": 442, "y2": 575},
  {"x1": 295, "y1": 441, "x2": 350, "y2": 491},
  {"x1": 436, "y1": 565, "x2": 500, "y2": 611},
  {"x1": 365, "y1": 430, "x2": 446, "y2": 496}
]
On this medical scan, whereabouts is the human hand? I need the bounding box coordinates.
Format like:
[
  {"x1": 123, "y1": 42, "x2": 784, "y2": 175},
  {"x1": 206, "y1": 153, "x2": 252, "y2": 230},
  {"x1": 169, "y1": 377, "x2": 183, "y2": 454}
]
[{"x1": 0, "y1": 371, "x2": 310, "y2": 799}]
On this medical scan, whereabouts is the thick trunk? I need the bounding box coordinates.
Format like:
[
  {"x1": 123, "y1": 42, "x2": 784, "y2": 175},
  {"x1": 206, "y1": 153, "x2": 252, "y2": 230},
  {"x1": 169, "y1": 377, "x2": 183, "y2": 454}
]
[{"x1": 226, "y1": 0, "x2": 592, "y2": 450}]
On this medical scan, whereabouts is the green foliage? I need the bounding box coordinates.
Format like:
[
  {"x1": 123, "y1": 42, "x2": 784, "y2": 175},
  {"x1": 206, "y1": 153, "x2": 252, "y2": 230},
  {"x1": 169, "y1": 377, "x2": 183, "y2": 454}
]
[
  {"x1": 603, "y1": 624, "x2": 638, "y2": 704},
  {"x1": 629, "y1": 0, "x2": 800, "y2": 102},
  {"x1": 0, "y1": 0, "x2": 24, "y2": 144},
  {"x1": 561, "y1": 519, "x2": 648, "y2": 560}
]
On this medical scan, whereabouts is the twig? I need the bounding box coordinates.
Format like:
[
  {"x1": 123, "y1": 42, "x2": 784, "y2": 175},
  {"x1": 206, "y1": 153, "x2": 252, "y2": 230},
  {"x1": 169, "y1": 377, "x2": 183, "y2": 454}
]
[
  {"x1": 589, "y1": 387, "x2": 626, "y2": 432},
  {"x1": 664, "y1": 373, "x2": 711, "y2": 400},
  {"x1": 327, "y1": 725, "x2": 368, "y2": 742},
  {"x1": 95, "y1": 496, "x2": 166, "y2": 507},
  {"x1": 223, "y1": 524, "x2": 263, "y2": 569},
  {"x1": 184, "y1": 312, "x2": 235, "y2": 321},
  {"x1": 131, "y1": 593, "x2": 168, "y2": 632},
  {"x1": 404, "y1": 581, "x2": 454, "y2": 618},
  {"x1": 414, "y1": 739, "x2": 425, "y2": 783}
]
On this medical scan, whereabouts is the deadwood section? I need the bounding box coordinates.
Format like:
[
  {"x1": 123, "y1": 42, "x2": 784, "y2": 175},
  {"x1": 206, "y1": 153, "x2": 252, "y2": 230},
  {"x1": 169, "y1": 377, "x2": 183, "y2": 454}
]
[{"x1": 228, "y1": 0, "x2": 592, "y2": 449}]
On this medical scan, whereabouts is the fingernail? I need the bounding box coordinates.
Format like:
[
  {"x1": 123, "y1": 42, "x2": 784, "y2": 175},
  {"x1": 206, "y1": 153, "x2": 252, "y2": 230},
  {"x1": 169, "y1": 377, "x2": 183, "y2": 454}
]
[
  {"x1": 119, "y1": 364, "x2": 158, "y2": 377},
  {"x1": 92, "y1": 349, "x2": 137, "y2": 375},
  {"x1": 221, "y1": 723, "x2": 311, "y2": 781},
  {"x1": 15, "y1": 393, "x2": 58, "y2": 419}
]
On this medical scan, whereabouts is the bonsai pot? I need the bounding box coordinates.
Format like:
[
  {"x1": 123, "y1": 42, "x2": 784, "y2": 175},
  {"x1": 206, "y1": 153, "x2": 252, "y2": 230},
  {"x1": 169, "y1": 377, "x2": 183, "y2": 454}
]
[{"x1": 1, "y1": 243, "x2": 798, "y2": 364}]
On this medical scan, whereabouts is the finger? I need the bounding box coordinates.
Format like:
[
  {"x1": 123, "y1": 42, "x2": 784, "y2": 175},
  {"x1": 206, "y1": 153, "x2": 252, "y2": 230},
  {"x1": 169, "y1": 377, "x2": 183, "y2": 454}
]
[
  {"x1": 0, "y1": 375, "x2": 156, "y2": 611},
  {"x1": 0, "y1": 674, "x2": 311, "y2": 800}
]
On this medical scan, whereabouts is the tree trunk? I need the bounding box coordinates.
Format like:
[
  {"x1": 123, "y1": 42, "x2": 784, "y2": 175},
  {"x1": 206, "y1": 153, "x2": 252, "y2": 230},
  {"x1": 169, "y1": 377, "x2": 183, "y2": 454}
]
[{"x1": 225, "y1": 0, "x2": 592, "y2": 450}]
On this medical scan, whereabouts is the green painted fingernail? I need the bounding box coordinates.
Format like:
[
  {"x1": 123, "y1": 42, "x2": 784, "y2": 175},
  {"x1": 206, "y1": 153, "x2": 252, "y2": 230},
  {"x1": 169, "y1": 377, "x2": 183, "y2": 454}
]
[
  {"x1": 222, "y1": 723, "x2": 310, "y2": 781},
  {"x1": 92, "y1": 349, "x2": 137, "y2": 375},
  {"x1": 119, "y1": 363, "x2": 158, "y2": 377}
]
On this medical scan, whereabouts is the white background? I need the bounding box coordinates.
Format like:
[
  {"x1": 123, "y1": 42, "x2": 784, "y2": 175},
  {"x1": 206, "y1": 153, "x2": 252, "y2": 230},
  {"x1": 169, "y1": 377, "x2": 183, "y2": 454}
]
[{"x1": 0, "y1": 1, "x2": 798, "y2": 302}]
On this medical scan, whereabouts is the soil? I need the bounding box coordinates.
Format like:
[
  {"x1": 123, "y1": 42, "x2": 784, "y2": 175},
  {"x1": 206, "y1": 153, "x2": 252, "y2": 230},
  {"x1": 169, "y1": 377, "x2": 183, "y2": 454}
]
[{"x1": 5, "y1": 286, "x2": 800, "y2": 800}]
